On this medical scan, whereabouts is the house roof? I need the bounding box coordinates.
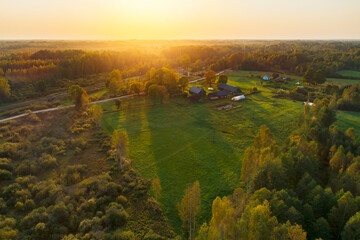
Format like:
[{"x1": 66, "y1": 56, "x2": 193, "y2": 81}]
[
  {"x1": 217, "y1": 90, "x2": 228, "y2": 96},
  {"x1": 189, "y1": 86, "x2": 205, "y2": 94},
  {"x1": 208, "y1": 91, "x2": 228, "y2": 98},
  {"x1": 218, "y1": 83, "x2": 241, "y2": 93}
]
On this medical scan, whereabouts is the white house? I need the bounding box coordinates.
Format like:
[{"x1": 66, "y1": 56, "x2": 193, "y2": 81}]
[
  {"x1": 232, "y1": 95, "x2": 246, "y2": 101},
  {"x1": 304, "y1": 102, "x2": 315, "y2": 106}
]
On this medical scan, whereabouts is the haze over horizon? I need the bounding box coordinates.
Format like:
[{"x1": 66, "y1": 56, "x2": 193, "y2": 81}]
[{"x1": 1, "y1": 0, "x2": 360, "y2": 40}]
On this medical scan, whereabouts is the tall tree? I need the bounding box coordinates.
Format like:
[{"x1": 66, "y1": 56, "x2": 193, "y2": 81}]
[
  {"x1": 152, "y1": 175, "x2": 162, "y2": 203},
  {"x1": 178, "y1": 76, "x2": 189, "y2": 92},
  {"x1": 178, "y1": 181, "x2": 201, "y2": 240},
  {"x1": 130, "y1": 82, "x2": 141, "y2": 95},
  {"x1": 111, "y1": 130, "x2": 128, "y2": 170},
  {"x1": 204, "y1": 70, "x2": 216, "y2": 87},
  {"x1": 208, "y1": 196, "x2": 237, "y2": 240},
  {"x1": 181, "y1": 54, "x2": 191, "y2": 71},
  {"x1": 241, "y1": 125, "x2": 278, "y2": 191},
  {"x1": 107, "y1": 69, "x2": 123, "y2": 96},
  {"x1": 68, "y1": 85, "x2": 89, "y2": 110},
  {"x1": 89, "y1": 105, "x2": 103, "y2": 127},
  {"x1": 217, "y1": 74, "x2": 228, "y2": 86}
]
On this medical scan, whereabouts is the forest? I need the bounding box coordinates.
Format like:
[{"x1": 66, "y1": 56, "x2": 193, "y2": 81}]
[{"x1": 1, "y1": 40, "x2": 360, "y2": 102}]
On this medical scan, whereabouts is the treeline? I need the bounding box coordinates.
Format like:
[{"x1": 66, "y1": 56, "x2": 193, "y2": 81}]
[
  {"x1": 194, "y1": 101, "x2": 360, "y2": 239},
  {"x1": 1, "y1": 49, "x2": 164, "y2": 84},
  {"x1": 164, "y1": 41, "x2": 360, "y2": 76}
]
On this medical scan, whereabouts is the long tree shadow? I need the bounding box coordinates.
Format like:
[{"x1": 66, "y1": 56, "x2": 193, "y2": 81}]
[{"x1": 143, "y1": 99, "x2": 242, "y2": 234}]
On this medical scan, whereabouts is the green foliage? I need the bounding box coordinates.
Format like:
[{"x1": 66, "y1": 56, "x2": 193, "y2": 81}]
[
  {"x1": 105, "y1": 203, "x2": 128, "y2": 230},
  {"x1": 69, "y1": 85, "x2": 89, "y2": 110},
  {"x1": 342, "y1": 211, "x2": 360, "y2": 240},
  {"x1": 217, "y1": 74, "x2": 228, "y2": 85},
  {"x1": 0, "y1": 215, "x2": 17, "y2": 240},
  {"x1": 303, "y1": 68, "x2": 326, "y2": 85},
  {"x1": 0, "y1": 77, "x2": 11, "y2": 101}
]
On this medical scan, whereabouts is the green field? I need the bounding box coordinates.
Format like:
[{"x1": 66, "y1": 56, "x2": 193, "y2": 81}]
[
  {"x1": 99, "y1": 71, "x2": 306, "y2": 232},
  {"x1": 335, "y1": 111, "x2": 360, "y2": 134},
  {"x1": 326, "y1": 77, "x2": 360, "y2": 85},
  {"x1": 337, "y1": 70, "x2": 360, "y2": 78}
]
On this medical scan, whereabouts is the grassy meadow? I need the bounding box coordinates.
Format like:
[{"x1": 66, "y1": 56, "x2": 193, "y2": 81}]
[
  {"x1": 335, "y1": 111, "x2": 360, "y2": 134},
  {"x1": 326, "y1": 77, "x2": 360, "y2": 85},
  {"x1": 337, "y1": 70, "x2": 360, "y2": 78},
  {"x1": 99, "y1": 70, "x2": 305, "y2": 232}
]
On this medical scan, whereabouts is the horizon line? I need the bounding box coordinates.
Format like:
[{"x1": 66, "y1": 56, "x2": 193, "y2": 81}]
[{"x1": 1, "y1": 38, "x2": 360, "y2": 41}]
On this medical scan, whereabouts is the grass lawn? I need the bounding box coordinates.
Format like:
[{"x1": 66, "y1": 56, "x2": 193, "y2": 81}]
[
  {"x1": 326, "y1": 78, "x2": 360, "y2": 85},
  {"x1": 99, "y1": 70, "x2": 305, "y2": 233},
  {"x1": 337, "y1": 70, "x2": 360, "y2": 78},
  {"x1": 335, "y1": 111, "x2": 360, "y2": 134}
]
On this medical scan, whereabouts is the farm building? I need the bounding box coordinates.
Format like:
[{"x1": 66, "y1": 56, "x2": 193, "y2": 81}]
[
  {"x1": 232, "y1": 95, "x2": 245, "y2": 101},
  {"x1": 208, "y1": 90, "x2": 228, "y2": 100},
  {"x1": 263, "y1": 75, "x2": 271, "y2": 80},
  {"x1": 218, "y1": 83, "x2": 242, "y2": 94},
  {"x1": 189, "y1": 86, "x2": 206, "y2": 95}
]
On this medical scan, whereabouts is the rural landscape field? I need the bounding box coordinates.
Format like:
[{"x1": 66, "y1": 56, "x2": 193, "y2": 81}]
[{"x1": 1, "y1": 1, "x2": 360, "y2": 240}]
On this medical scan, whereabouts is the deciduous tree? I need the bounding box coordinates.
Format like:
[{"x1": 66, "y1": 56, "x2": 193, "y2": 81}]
[
  {"x1": 68, "y1": 85, "x2": 89, "y2": 110},
  {"x1": 204, "y1": 70, "x2": 216, "y2": 87},
  {"x1": 111, "y1": 130, "x2": 128, "y2": 170},
  {"x1": 152, "y1": 175, "x2": 161, "y2": 203}
]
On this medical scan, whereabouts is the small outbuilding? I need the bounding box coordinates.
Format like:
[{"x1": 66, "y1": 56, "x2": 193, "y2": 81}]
[
  {"x1": 189, "y1": 86, "x2": 206, "y2": 96},
  {"x1": 232, "y1": 95, "x2": 245, "y2": 101},
  {"x1": 263, "y1": 75, "x2": 271, "y2": 81},
  {"x1": 218, "y1": 83, "x2": 242, "y2": 95},
  {"x1": 208, "y1": 90, "x2": 228, "y2": 100}
]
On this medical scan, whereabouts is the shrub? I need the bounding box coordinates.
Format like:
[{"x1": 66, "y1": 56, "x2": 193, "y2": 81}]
[
  {"x1": 0, "y1": 169, "x2": 12, "y2": 181},
  {"x1": 117, "y1": 195, "x2": 127, "y2": 207},
  {"x1": 24, "y1": 199, "x2": 36, "y2": 211},
  {"x1": 105, "y1": 203, "x2": 128, "y2": 229},
  {"x1": 106, "y1": 230, "x2": 135, "y2": 240},
  {"x1": 0, "y1": 158, "x2": 12, "y2": 171},
  {"x1": 39, "y1": 153, "x2": 57, "y2": 169}
]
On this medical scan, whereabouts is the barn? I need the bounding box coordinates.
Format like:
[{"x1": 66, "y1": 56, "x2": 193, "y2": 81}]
[
  {"x1": 218, "y1": 83, "x2": 242, "y2": 95},
  {"x1": 208, "y1": 90, "x2": 228, "y2": 100}
]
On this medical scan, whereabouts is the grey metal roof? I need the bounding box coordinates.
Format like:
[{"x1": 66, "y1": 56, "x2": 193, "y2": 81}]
[
  {"x1": 189, "y1": 86, "x2": 205, "y2": 94},
  {"x1": 218, "y1": 83, "x2": 241, "y2": 93}
]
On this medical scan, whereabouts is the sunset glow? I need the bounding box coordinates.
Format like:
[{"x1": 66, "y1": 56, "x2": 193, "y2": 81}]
[{"x1": 1, "y1": 0, "x2": 360, "y2": 39}]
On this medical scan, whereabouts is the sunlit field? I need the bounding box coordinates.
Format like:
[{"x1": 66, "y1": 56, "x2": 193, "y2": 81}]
[{"x1": 99, "y1": 71, "x2": 304, "y2": 231}]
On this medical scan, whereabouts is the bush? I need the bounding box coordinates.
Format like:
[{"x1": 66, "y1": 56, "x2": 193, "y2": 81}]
[
  {"x1": 144, "y1": 229, "x2": 165, "y2": 240},
  {"x1": 117, "y1": 195, "x2": 127, "y2": 207},
  {"x1": 71, "y1": 137, "x2": 87, "y2": 150},
  {"x1": 39, "y1": 153, "x2": 57, "y2": 169},
  {"x1": 106, "y1": 230, "x2": 135, "y2": 240},
  {"x1": 105, "y1": 203, "x2": 128, "y2": 229},
  {"x1": 0, "y1": 158, "x2": 13, "y2": 171},
  {"x1": 24, "y1": 199, "x2": 36, "y2": 211},
  {"x1": 0, "y1": 169, "x2": 12, "y2": 181}
]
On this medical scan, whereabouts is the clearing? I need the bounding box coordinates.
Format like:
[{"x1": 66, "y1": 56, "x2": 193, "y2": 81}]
[{"x1": 99, "y1": 70, "x2": 305, "y2": 232}]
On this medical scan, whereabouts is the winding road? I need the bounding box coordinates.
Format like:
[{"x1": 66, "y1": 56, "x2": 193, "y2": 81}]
[{"x1": 0, "y1": 70, "x2": 227, "y2": 123}]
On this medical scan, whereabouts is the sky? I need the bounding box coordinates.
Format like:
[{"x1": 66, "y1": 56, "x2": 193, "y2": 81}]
[{"x1": 0, "y1": 0, "x2": 360, "y2": 40}]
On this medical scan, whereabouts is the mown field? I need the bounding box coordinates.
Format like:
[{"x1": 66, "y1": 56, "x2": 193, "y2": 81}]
[
  {"x1": 337, "y1": 70, "x2": 360, "y2": 78},
  {"x1": 99, "y1": 70, "x2": 305, "y2": 232},
  {"x1": 326, "y1": 77, "x2": 360, "y2": 85},
  {"x1": 335, "y1": 111, "x2": 360, "y2": 134}
]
